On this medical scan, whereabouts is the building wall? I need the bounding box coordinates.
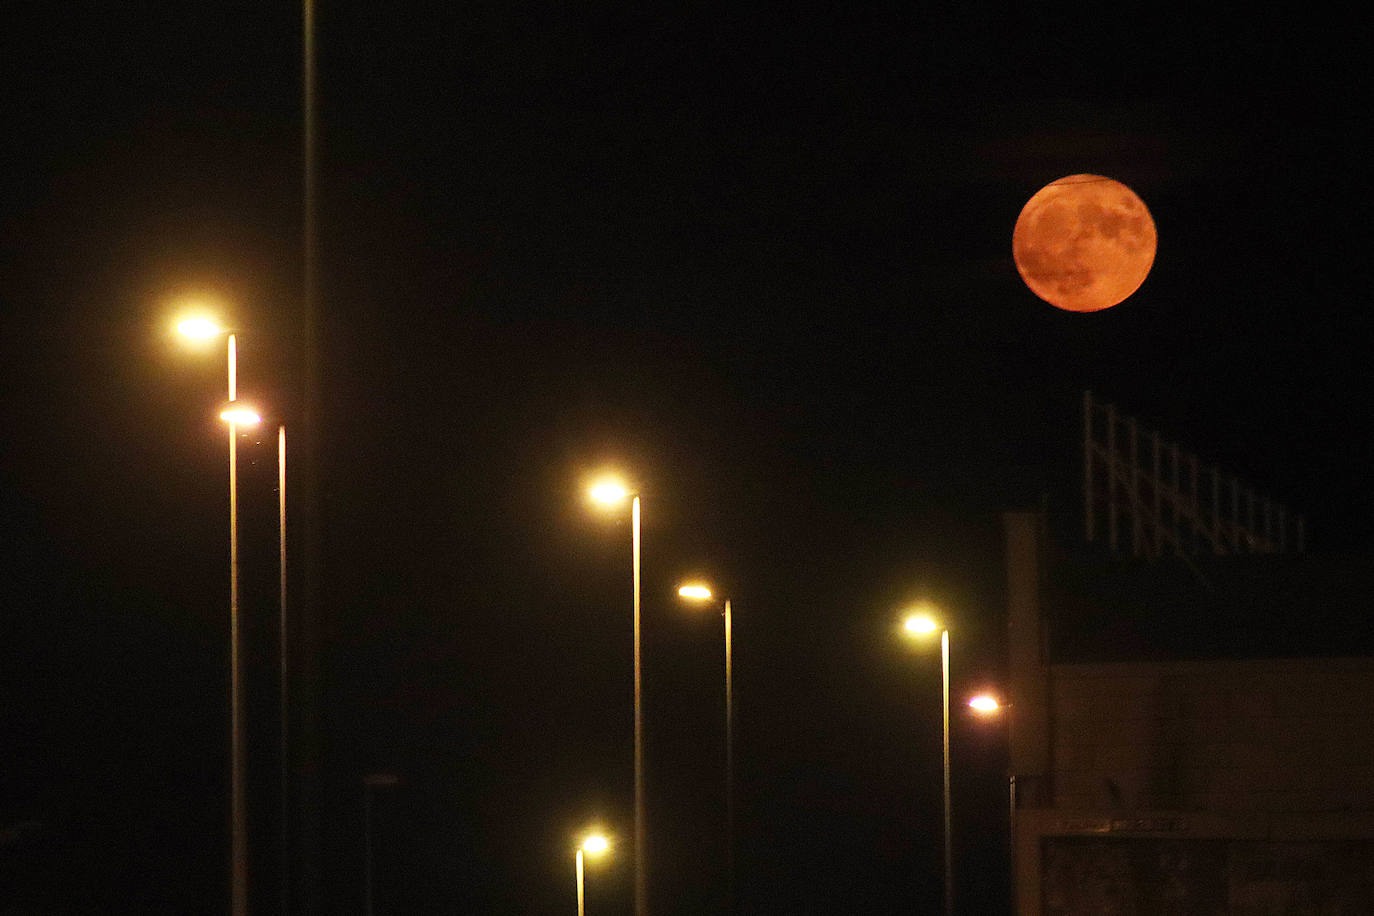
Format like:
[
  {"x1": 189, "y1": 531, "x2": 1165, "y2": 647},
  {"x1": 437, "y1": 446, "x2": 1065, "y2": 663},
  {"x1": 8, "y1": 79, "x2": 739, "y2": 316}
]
[
  {"x1": 1049, "y1": 658, "x2": 1374, "y2": 815},
  {"x1": 1013, "y1": 658, "x2": 1374, "y2": 914},
  {"x1": 1003, "y1": 511, "x2": 1374, "y2": 913}
]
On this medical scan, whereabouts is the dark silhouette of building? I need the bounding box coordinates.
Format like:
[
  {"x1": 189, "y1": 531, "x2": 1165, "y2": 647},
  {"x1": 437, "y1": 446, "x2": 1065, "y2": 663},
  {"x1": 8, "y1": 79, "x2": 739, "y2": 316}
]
[{"x1": 1006, "y1": 509, "x2": 1374, "y2": 913}]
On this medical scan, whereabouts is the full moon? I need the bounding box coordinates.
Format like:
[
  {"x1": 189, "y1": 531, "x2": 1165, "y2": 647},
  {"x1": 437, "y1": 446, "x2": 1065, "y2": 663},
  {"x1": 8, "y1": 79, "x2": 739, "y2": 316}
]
[{"x1": 1012, "y1": 174, "x2": 1156, "y2": 312}]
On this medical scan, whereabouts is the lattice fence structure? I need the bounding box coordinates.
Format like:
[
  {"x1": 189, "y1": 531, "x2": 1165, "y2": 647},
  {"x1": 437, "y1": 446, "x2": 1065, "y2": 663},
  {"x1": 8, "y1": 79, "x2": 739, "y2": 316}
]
[{"x1": 1083, "y1": 391, "x2": 1305, "y2": 557}]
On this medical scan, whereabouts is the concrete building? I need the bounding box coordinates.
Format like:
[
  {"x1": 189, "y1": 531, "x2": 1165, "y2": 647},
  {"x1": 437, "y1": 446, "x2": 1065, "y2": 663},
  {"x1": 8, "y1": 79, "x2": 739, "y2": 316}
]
[{"x1": 1005, "y1": 510, "x2": 1374, "y2": 914}]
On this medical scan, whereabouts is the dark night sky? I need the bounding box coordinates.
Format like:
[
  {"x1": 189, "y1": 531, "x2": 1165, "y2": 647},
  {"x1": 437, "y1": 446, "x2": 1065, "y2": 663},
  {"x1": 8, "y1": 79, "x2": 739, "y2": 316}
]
[{"x1": 2, "y1": 4, "x2": 1369, "y2": 913}]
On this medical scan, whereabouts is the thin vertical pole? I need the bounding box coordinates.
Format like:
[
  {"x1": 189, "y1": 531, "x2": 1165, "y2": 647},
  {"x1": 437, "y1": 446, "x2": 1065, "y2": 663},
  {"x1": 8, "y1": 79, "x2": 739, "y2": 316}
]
[
  {"x1": 723, "y1": 599, "x2": 734, "y2": 911},
  {"x1": 228, "y1": 334, "x2": 247, "y2": 916},
  {"x1": 299, "y1": 1, "x2": 323, "y2": 908},
  {"x1": 941, "y1": 629, "x2": 952, "y2": 916},
  {"x1": 279, "y1": 425, "x2": 289, "y2": 915},
  {"x1": 632, "y1": 496, "x2": 645, "y2": 916},
  {"x1": 576, "y1": 849, "x2": 585, "y2": 916}
]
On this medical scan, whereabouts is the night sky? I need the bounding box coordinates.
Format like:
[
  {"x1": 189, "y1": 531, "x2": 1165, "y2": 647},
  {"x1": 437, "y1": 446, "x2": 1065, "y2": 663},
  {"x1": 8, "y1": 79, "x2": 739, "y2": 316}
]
[{"x1": 2, "y1": 5, "x2": 1368, "y2": 913}]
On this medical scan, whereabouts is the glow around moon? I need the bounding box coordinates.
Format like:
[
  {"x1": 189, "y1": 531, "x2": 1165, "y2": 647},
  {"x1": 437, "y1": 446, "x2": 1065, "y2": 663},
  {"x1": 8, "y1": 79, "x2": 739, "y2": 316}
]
[{"x1": 1012, "y1": 174, "x2": 1156, "y2": 312}]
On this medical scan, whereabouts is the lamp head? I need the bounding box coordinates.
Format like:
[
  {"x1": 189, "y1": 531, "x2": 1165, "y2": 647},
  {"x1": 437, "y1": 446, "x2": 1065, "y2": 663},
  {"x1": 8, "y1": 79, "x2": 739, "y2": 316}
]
[
  {"x1": 968, "y1": 694, "x2": 1004, "y2": 714},
  {"x1": 587, "y1": 478, "x2": 630, "y2": 507},
  {"x1": 677, "y1": 583, "x2": 714, "y2": 602},
  {"x1": 175, "y1": 315, "x2": 226, "y2": 341},
  {"x1": 220, "y1": 405, "x2": 263, "y2": 427},
  {"x1": 902, "y1": 613, "x2": 940, "y2": 636},
  {"x1": 580, "y1": 833, "x2": 611, "y2": 857}
]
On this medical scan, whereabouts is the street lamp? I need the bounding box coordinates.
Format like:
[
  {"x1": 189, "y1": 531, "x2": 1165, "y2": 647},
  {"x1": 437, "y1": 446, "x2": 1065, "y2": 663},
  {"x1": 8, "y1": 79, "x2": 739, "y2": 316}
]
[
  {"x1": 586, "y1": 475, "x2": 645, "y2": 916},
  {"x1": 575, "y1": 831, "x2": 612, "y2": 916},
  {"x1": 965, "y1": 691, "x2": 1015, "y2": 909},
  {"x1": 901, "y1": 605, "x2": 952, "y2": 916},
  {"x1": 675, "y1": 581, "x2": 735, "y2": 909},
  {"x1": 176, "y1": 312, "x2": 292, "y2": 915},
  {"x1": 176, "y1": 314, "x2": 252, "y2": 916}
]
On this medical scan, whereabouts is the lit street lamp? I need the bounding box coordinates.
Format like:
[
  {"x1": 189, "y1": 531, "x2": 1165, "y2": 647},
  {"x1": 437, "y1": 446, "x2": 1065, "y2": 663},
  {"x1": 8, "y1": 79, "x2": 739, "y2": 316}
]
[
  {"x1": 177, "y1": 312, "x2": 292, "y2": 915},
  {"x1": 965, "y1": 690, "x2": 1013, "y2": 906},
  {"x1": 176, "y1": 313, "x2": 252, "y2": 916},
  {"x1": 901, "y1": 606, "x2": 952, "y2": 916},
  {"x1": 575, "y1": 831, "x2": 611, "y2": 916},
  {"x1": 675, "y1": 581, "x2": 735, "y2": 909},
  {"x1": 586, "y1": 476, "x2": 645, "y2": 916}
]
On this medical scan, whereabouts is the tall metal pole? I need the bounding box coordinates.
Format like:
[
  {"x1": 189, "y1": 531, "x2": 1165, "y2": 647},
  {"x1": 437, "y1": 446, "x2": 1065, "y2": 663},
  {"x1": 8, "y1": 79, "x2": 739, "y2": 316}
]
[
  {"x1": 941, "y1": 628, "x2": 951, "y2": 916},
  {"x1": 576, "y1": 848, "x2": 586, "y2": 916},
  {"x1": 279, "y1": 425, "x2": 289, "y2": 915},
  {"x1": 632, "y1": 496, "x2": 645, "y2": 916},
  {"x1": 228, "y1": 334, "x2": 247, "y2": 916},
  {"x1": 299, "y1": 1, "x2": 323, "y2": 908},
  {"x1": 723, "y1": 599, "x2": 734, "y2": 911}
]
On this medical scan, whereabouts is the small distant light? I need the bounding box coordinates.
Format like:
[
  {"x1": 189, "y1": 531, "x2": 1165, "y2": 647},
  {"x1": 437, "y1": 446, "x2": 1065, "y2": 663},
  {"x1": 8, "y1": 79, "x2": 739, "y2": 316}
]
[
  {"x1": 176, "y1": 316, "x2": 224, "y2": 340},
  {"x1": 969, "y1": 695, "x2": 1002, "y2": 714},
  {"x1": 678, "y1": 584, "x2": 713, "y2": 601},
  {"x1": 220, "y1": 406, "x2": 262, "y2": 426}
]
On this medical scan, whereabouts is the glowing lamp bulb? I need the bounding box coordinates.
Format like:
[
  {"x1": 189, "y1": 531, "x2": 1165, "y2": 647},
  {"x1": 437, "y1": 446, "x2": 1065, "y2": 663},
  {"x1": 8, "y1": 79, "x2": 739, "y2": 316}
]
[
  {"x1": 969, "y1": 695, "x2": 1002, "y2": 714},
  {"x1": 220, "y1": 406, "x2": 262, "y2": 426},
  {"x1": 588, "y1": 480, "x2": 629, "y2": 506},
  {"x1": 678, "y1": 584, "x2": 713, "y2": 601},
  {"x1": 176, "y1": 316, "x2": 224, "y2": 340},
  {"x1": 904, "y1": 615, "x2": 938, "y2": 635},
  {"x1": 581, "y1": 834, "x2": 610, "y2": 856}
]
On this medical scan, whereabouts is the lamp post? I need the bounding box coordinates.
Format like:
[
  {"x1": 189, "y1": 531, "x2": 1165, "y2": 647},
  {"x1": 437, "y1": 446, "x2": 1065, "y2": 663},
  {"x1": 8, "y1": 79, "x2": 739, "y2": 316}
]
[
  {"x1": 277, "y1": 423, "x2": 289, "y2": 916},
  {"x1": 587, "y1": 478, "x2": 644, "y2": 916},
  {"x1": 675, "y1": 582, "x2": 734, "y2": 909},
  {"x1": 178, "y1": 314, "x2": 253, "y2": 915},
  {"x1": 575, "y1": 831, "x2": 611, "y2": 916},
  {"x1": 223, "y1": 397, "x2": 259, "y2": 916},
  {"x1": 902, "y1": 609, "x2": 952, "y2": 916},
  {"x1": 966, "y1": 692, "x2": 1012, "y2": 909}
]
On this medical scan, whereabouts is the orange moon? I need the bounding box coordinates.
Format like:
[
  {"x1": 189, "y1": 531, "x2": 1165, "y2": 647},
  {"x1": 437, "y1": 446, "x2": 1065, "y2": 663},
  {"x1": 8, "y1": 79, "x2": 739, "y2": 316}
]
[{"x1": 1012, "y1": 174, "x2": 1156, "y2": 312}]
